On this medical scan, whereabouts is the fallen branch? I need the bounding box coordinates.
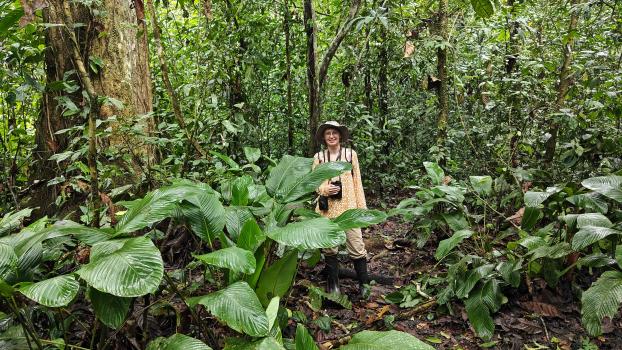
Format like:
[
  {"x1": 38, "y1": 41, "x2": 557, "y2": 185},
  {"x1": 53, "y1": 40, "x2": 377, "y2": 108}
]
[{"x1": 397, "y1": 299, "x2": 437, "y2": 320}]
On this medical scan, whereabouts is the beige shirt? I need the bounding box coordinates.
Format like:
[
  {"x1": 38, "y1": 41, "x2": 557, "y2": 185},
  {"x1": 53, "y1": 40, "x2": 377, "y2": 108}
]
[{"x1": 313, "y1": 148, "x2": 367, "y2": 218}]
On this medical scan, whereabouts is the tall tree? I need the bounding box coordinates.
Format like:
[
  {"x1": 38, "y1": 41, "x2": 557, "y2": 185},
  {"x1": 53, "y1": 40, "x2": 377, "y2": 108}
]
[
  {"x1": 544, "y1": 0, "x2": 580, "y2": 163},
  {"x1": 304, "y1": 0, "x2": 362, "y2": 155},
  {"x1": 435, "y1": 0, "x2": 449, "y2": 157},
  {"x1": 32, "y1": 0, "x2": 154, "y2": 215},
  {"x1": 284, "y1": 0, "x2": 295, "y2": 154}
]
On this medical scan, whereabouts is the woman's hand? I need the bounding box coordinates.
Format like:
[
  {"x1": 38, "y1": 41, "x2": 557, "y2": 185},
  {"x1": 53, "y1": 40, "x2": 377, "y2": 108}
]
[{"x1": 325, "y1": 184, "x2": 341, "y2": 196}]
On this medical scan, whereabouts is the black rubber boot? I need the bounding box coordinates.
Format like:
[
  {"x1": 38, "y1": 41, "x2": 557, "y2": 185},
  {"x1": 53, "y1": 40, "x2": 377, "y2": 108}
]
[
  {"x1": 353, "y1": 257, "x2": 370, "y2": 299},
  {"x1": 325, "y1": 255, "x2": 340, "y2": 294}
]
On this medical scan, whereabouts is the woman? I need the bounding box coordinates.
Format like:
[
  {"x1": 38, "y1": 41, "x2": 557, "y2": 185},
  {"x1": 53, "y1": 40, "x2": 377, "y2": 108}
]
[{"x1": 313, "y1": 121, "x2": 369, "y2": 297}]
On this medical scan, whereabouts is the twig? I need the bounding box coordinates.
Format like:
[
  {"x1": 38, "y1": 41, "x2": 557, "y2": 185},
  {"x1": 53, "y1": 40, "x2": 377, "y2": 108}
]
[
  {"x1": 397, "y1": 299, "x2": 437, "y2": 320},
  {"x1": 539, "y1": 316, "x2": 549, "y2": 341},
  {"x1": 321, "y1": 335, "x2": 352, "y2": 349}
]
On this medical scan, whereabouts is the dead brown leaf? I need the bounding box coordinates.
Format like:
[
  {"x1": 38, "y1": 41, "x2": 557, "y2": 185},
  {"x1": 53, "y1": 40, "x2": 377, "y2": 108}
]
[
  {"x1": 403, "y1": 40, "x2": 415, "y2": 58},
  {"x1": 520, "y1": 301, "x2": 561, "y2": 318},
  {"x1": 507, "y1": 207, "x2": 524, "y2": 226}
]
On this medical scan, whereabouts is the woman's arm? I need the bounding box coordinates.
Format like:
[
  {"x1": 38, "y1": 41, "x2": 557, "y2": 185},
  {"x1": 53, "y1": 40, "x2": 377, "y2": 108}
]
[
  {"x1": 352, "y1": 150, "x2": 367, "y2": 209},
  {"x1": 313, "y1": 153, "x2": 331, "y2": 196}
]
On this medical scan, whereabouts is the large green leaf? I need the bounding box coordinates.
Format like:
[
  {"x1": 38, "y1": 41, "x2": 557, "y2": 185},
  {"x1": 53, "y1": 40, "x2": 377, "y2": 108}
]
[
  {"x1": 528, "y1": 242, "x2": 572, "y2": 261},
  {"x1": 244, "y1": 147, "x2": 261, "y2": 164},
  {"x1": 266, "y1": 218, "x2": 345, "y2": 251},
  {"x1": 195, "y1": 247, "x2": 256, "y2": 274},
  {"x1": 464, "y1": 281, "x2": 500, "y2": 341},
  {"x1": 188, "y1": 281, "x2": 269, "y2": 337},
  {"x1": 566, "y1": 192, "x2": 608, "y2": 214},
  {"x1": 469, "y1": 176, "x2": 493, "y2": 196},
  {"x1": 225, "y1": 207, "x2": 254, "y2": 241},
  {"x1": 181, "y1": 191, "x2": 226, "y2": 245},
  {"x1": 0, "y1": 243, "x2": 17, "y2": 280},
  {"x1": 582, "y1": 176, "x2": 622, "y2": 203},
  {"x1": 238, "y1": 219, "x2": 265, "y2": 252},
  {"x1": 333, "y1": 209, "x2": 387, "y2": 231},
  {"x1": 115, "y1": 183, "x2": 203, "y2": 234},
  {"x1": 524, "y1": 189, "x2": 558, "y2": 207},
  {"x1": 50, "y1": 220, "x2": 113, "y2": 245},
  {"x1": 232, "y1": 176, "x2": 252, "y2": 206},
  {"x1": 423, "y1": 162, "x2": 444, "y2": 186},
  {"x1": 340, "y1": 330, "x2": 434, "y2": 350},
  {"x1": 435, "y1": 230, "x2": 473, "y2": 261},
  {"x1": 276, "y1": 161, "x2": 352, "y2": 203},
  {"x1": 266, "y1": 156, "x2": 313, "y2": 198},
  {"x1": 18, "y1": 274, "x2": 79, "y2": 307},
  {"x1": 88, "y1": 288, "x2": 132, "y2": 329},
  {"x1": 576, "y1": 213, "x2": 613, "y2": 228},
  {"x1": 255, "y1": 250, "x2": 298, "y2": 306},
  {"x1": 469, "y1": 0, "x2": 494, "y2": 18},
  {"x1": 146, "y1": 334, "x2": 213, "y2": 350},
  {"x1": 572, "y1": 226, "x2": 622, "y2": 251},
  {"x1": 581, "y1": 271, "x2": 622, "y2": 336},
  {"x1": 224, "y1": 337, "x2": 285, "y2": 350},
  {"x1": 521, "y1": 207, "x2": 541, "y2": 230},
  {"x1": 455, "y1": 263, "x2": 495, "y2": 298},
  {"x1": 0, "y1": 208, "x2": 32, "y2": 236},
  {"x1": 76, "y1": 237, "x2": 164, "y2": 297},
  {"x1": 296, "y1": 324, "x2": 319, "y2": 350},
  {"x1": 441, "y1": 212, "x2": 469, "y2": 231}
]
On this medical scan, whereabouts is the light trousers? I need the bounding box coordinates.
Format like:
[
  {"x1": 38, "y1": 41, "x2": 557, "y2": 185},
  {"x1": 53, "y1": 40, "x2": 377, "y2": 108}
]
[{"x1": 323, "y1": 228, "x2": 367, "y2": 259}]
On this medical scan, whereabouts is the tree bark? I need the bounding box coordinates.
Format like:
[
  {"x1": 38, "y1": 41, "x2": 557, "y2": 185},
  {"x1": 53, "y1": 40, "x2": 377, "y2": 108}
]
[
  {"x1": 544, "y1": 0, "x2": 580, "y2": 163},
  {"x1": 378, "y1": 22, "x2": 388, "y2": 124},
  {"x1": 435, "y1": 0, "x2": 449, "y2": 154},
  {"x1": 304, "y1": 0, "x2": 320, "y2": 155},
  {"x1": 506, "y1": 0, "x2": 521, "y2": 167},
  {"x1": 305, "y1": 0, "x2": 362, "y2": 155},
  {"x1": 33, "y1": 0, "x2": 153, "y2": 216},
  {"x1": 284, "y1": 0, "x2": 295, "y2": 154},
  {"x1": 318, "y1": 0, "x2": 362, "y2": 89}
]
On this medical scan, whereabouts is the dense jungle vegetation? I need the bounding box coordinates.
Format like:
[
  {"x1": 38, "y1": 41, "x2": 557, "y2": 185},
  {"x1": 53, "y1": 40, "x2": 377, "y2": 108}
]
[{"x1": 1, "y1": 0, "x2": 621, "y2": 348}]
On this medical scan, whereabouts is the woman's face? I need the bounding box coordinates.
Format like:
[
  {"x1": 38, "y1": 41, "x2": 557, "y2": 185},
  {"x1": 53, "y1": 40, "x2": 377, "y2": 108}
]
[{"x1": 323, "y1": 128, "x2": 341, "y2": 147}]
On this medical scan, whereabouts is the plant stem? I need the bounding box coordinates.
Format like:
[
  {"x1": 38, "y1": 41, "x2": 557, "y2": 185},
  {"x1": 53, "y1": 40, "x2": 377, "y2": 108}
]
[
  {"x1": 163, "y1": 271, "x2": 218, "y2": 349},
  {"x1": 9, "y1": 297, "x2": 43, "y2": 350}
]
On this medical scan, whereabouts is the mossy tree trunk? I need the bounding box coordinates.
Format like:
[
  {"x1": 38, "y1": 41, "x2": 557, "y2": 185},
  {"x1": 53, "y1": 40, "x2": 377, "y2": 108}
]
[{"x1": 32, "y1": 0, "x2": 153, "y2": 215}]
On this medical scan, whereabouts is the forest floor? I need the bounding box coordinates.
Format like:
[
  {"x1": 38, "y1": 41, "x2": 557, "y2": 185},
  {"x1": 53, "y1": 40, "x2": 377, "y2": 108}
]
[{"x1": 286, "y1": 196, "x2": 622, "y2": 350}]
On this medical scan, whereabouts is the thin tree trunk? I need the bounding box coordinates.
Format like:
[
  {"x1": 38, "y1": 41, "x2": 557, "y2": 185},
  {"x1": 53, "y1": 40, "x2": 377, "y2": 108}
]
[
  {"x1": 435, "y1": 0, "x2": 449, "y2": 155},
  {"x1": 284, "y1": 0, "x2": 295, "y2": 154},
  {"x1": 318, "y1": 0, "x2": 362, "y2": 89},
  {"x1": 544, "y1": 0, "x2": 580, "y2": 163},
  {"x1": 305, "y1": 0, "x2": 362, "y2": 155},
  {"x1": 506, "y1": 0, "x2": 521, "y2": 167},
  {"x1": 147, "y1": 0, "x2": 207, "y2": 157},
  {"x1": 378, "y1": 22, "x2": 388, "y2": 126},
  {"x1": 304, "y1": 0, "x2": 320, "y2": 155}
]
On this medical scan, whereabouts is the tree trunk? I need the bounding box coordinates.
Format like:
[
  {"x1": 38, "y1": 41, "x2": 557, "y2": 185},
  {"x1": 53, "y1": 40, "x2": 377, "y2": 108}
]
[
  {"x1": 506, "y1": 0, "x2": 521, "y2": 167},
  {"x1": 435, "y1": 0, "x2": 449, "y2": 154},
  {"x1": 304, "y1": 0, "x2": 320, "y2": 156},
  {"x1": 305, "y1": 0, "x2": 362, "y2": 155},
  {"x1": 32, "y1": 0, "x2": 153, "y2": 215},
  {"x1": 147, "y1": 0, "x2": 206, "y2": 157},
  {"x1": 284, "y1": 0, "x2": 295, "y2": 154},
  {"x1": 544, "y1": 0, "x2": 580, "y2": 163},
  {"x1": 378, "y1": 22, "x2": 388, "y2": 126}
]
